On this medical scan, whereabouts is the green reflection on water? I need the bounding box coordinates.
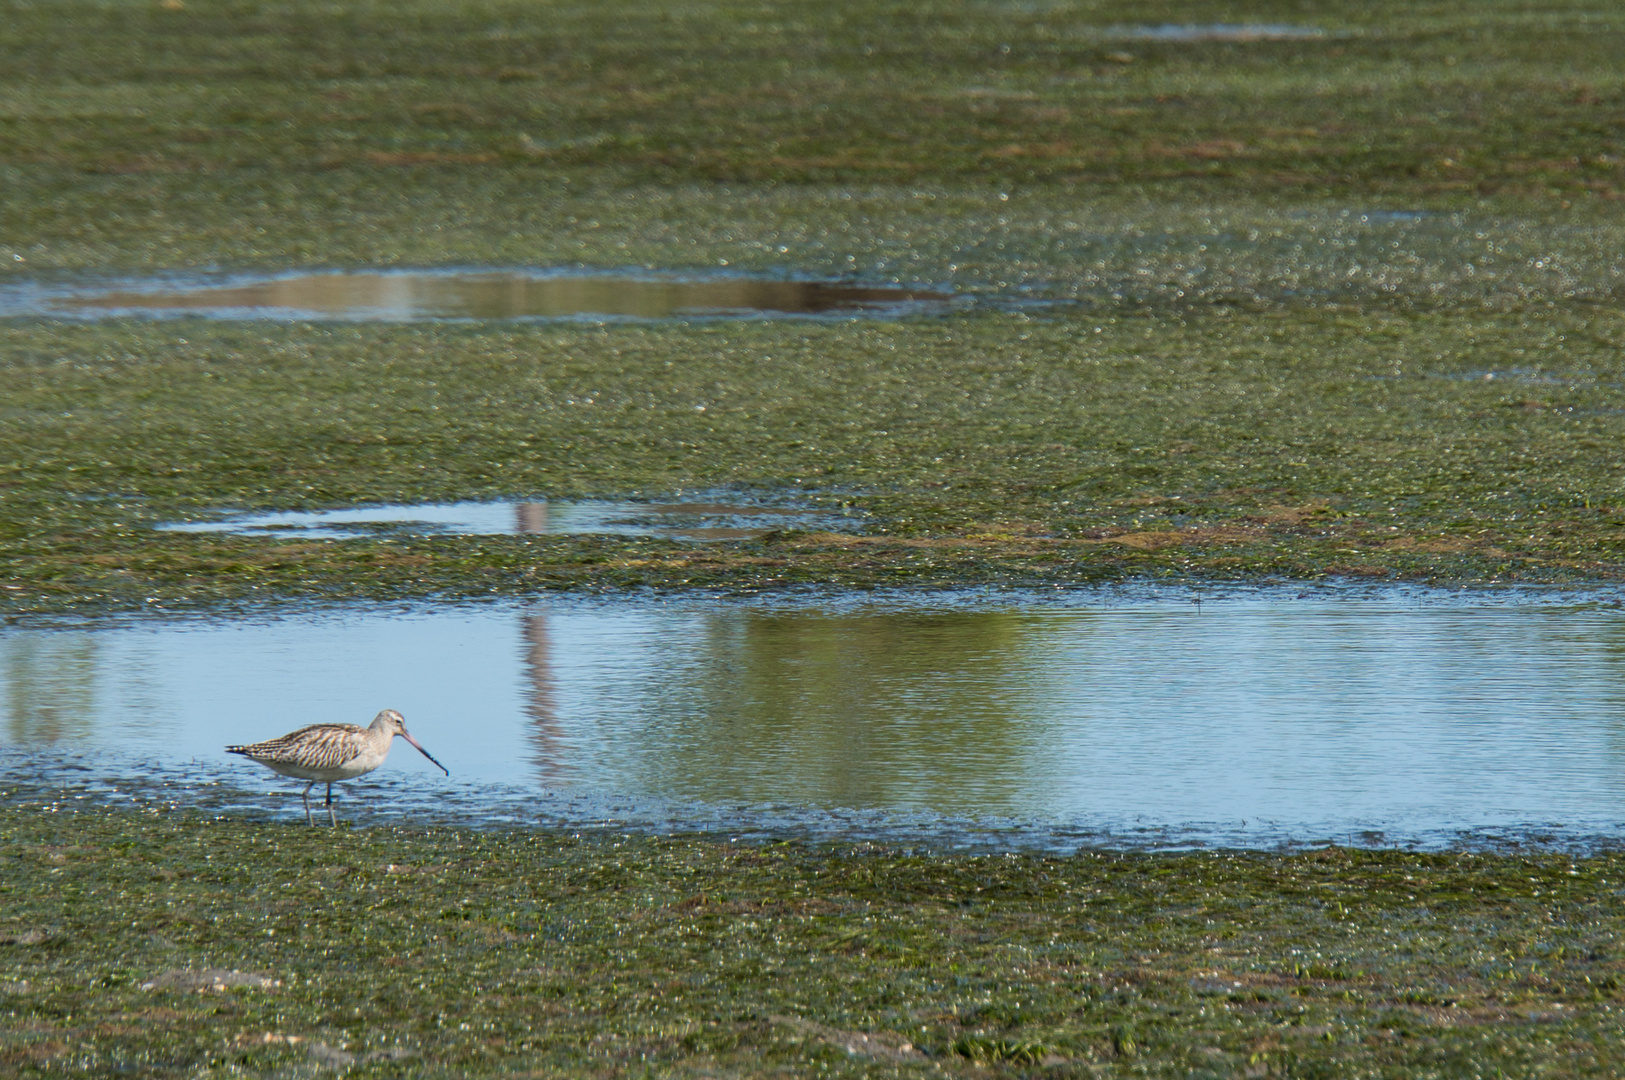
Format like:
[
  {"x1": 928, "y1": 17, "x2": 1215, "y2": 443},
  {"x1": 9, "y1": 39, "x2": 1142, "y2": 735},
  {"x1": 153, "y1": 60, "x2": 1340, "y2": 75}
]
[
  {"x1": 529, "y1": 610, "x2": 1064, "y2": 813},
  {"x1": 3, "y1": 634, "x2": 99, "y2": 745}
]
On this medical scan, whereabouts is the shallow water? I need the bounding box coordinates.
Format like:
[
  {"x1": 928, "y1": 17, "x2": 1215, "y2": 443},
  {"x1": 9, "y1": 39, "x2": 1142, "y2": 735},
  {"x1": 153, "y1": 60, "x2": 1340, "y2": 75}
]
[
  {"x1": 6, "y1": 203, "x2": 1622, "y2": 316},
  {"x1": 1115, "y1": 24, "x2": 1326, "y2": 42},
  {"x1": 4, "y1": 589, "x2": 1625, "y2": 848},
  {"x1": 22, "y1": 270, "x2": 954, "y2": 322},
  {"x1": 158, "y1": 499, "x2": 845, "y2": 541}
]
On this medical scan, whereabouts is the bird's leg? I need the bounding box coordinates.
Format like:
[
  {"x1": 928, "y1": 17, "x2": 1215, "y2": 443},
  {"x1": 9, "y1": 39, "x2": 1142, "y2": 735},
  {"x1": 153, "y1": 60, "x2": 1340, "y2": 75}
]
[
  {"x1": 326, "y1": 782, "x2": 336, "y2": 827},
  {"x1": 301, "y1": 782, "x2": 315, "y2": 827}
]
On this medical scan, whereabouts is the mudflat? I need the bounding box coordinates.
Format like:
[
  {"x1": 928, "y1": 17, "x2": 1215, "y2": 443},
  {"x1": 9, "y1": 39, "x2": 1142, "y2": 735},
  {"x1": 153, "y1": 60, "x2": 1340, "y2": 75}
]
[
  {"x1": 5, "y1": 4, "x2": 1625, "y2": 1076},
  {"x1": 1, "y1": 0, "x2": 1623, "y2": 613},
  {"x1": 4, "y1": 804, "x2": 1625, "y2": 1077}
]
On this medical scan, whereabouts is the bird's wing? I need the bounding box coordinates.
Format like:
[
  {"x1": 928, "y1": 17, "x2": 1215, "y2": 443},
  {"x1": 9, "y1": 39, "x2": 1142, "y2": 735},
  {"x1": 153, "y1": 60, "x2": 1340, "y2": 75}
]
[{"x1": 226, "y1": 724, "x2": 367, "y2": 769}]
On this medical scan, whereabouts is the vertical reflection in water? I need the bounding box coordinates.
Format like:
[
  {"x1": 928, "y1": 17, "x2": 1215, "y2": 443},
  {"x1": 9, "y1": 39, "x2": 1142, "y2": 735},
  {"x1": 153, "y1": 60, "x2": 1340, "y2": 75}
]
[
  {"x1": 515, "y1": 502, "x2": 549, "y2": 533},
  {"x1": 521, "y1": 613, "x2": 565, "y2": 782},
  {"x1": 2, "y1": 634, "x2": 100, "y2": 744}
]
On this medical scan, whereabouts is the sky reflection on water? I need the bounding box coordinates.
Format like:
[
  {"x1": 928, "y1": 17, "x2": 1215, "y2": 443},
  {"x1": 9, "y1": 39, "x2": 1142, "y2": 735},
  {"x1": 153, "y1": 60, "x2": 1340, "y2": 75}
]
[
  {"x1": 156, "y1": 499, "x2": 842, "y2": 541},
  {"x1": 4, "y1": 593, "x2": 1625, "y2": 840}
]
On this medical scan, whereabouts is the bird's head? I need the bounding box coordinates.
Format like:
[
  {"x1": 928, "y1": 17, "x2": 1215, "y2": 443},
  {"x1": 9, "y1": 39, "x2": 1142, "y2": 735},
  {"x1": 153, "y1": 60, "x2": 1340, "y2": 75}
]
[
  {"x1": 372, "y1": 709, "x2": 449, "y2": 775},
  {"x1": 373, "y1": 708, "x2": 408, "y2": 734}
]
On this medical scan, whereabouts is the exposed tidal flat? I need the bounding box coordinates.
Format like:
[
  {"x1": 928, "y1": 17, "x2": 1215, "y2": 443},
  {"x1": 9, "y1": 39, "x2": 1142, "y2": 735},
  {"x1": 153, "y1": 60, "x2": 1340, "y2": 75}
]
[
  {"x1": 6, "y1": 0, "x2": 1625, "y2": 1075},
  {"x1": 3, "y1": 0, "x2": 1625, "y2": 612},
  {"x1": 7, "y1": 801, "x2": 1625, "y2": 1078},
  {"x1": 7, "y1": 300, "x2": 1625, "y2": 612}
]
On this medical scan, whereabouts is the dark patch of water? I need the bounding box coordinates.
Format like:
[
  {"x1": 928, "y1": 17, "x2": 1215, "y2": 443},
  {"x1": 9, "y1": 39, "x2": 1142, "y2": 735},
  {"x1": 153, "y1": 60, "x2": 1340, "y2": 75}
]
[
  {"x1": 21, "y1": 270, "x2": 955, "y2": 322},
  {"x1": 156, "y1": 499, "x2": 852, "y2": 540},
  {"x1": 1342, "y1": 210, "x2": 1432, "y2": 222},
  {"x1": 1443, "y1": 369, "x2": 1617, "y2": 387},
  {"x1": 4, "y1": 588, "x2": 1625, "y2": 850},
  {"x1": 1114, "y1": 24, "x2": 1327, "y2": 42}
]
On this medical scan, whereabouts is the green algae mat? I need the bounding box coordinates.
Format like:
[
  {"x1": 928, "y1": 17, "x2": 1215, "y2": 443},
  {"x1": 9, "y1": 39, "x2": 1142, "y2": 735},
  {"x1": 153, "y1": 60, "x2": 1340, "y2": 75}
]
[
  {"x1": 5, "y1": 807, "x2": 1625, "y2": 1078},
  {"x1": 2, "y1": 0, "x2": 1625, "y2": 611},
  {"x1": 8, "y1": 5, "x2": 1625, "y2": 1077}
]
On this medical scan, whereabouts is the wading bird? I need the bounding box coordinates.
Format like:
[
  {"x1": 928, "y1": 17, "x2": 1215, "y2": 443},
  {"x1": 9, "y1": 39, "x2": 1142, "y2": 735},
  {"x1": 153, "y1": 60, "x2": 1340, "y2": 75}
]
[{"x1": 226, "y1": 709, "x2": 448, "y2": 826}]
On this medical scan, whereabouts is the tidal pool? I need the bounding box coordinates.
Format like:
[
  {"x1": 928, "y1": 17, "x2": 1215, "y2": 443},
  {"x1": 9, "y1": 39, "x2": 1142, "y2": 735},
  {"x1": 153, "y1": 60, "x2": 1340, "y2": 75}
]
[
  {"x1": 1114, "y1": 24, "x2": 1327, "y2": 42},
  {"x1": 4, "y1": 590, "x2": 1625, "y2": 848},
  {"x1": 158, "y1": 499, "x2": 845, "y2": 541},
  {"x1": 23, "y1": 270, "x2": 954, "y2": 322}
]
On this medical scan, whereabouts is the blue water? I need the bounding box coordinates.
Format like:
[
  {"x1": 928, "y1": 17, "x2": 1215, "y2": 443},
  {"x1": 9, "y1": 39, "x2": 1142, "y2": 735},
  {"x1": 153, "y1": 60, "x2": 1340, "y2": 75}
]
[{"x1": 4, "y1": 588, "x2": 1624, "y2": 848}]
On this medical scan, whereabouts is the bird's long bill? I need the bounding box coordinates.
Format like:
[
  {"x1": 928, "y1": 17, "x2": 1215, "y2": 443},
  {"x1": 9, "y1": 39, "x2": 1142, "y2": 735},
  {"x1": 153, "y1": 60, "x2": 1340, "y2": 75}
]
[{"x1": 400, "y1": 731, "x2": 450, "y2": 775}]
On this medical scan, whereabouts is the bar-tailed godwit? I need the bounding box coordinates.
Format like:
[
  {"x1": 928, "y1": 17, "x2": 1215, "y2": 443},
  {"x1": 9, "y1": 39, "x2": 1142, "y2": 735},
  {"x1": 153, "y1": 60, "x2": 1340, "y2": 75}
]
[{"x1": 226, "y1": 709, "x2": 448, "y2": 826}]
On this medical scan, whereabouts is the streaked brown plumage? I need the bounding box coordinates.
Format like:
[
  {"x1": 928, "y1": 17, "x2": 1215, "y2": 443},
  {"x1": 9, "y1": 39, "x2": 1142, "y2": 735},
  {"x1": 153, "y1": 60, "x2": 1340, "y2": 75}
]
[{"x1": 226, "y1": 709, "x2": 448, "y2": 826}]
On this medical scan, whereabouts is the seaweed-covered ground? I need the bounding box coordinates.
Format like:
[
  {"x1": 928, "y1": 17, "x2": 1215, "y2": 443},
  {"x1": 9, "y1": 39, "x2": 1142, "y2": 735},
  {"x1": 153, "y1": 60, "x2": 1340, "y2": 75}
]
[
  {"x1": 4, "y1": 804, "x2": 1625, "y2": 1078},
  {"x1": 7, "y1": 304, "x2": 1625, "y2": 613},
  {"x1": 6, "y1": 4, "x2": 1625, "y2": 1074},
  {"x1": 3, "y1": 0, "x2": 1625, "y2": 612}
]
